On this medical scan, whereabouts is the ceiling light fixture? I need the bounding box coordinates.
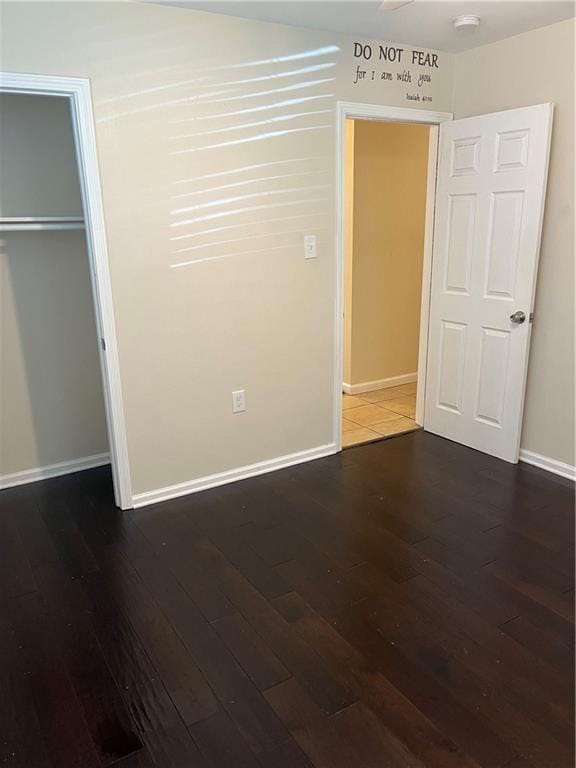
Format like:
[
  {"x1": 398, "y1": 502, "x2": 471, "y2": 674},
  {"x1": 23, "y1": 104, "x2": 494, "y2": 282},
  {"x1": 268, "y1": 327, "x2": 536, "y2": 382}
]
[{"x1": 453, "y1": 14, "x2": 481, "y2": 31}]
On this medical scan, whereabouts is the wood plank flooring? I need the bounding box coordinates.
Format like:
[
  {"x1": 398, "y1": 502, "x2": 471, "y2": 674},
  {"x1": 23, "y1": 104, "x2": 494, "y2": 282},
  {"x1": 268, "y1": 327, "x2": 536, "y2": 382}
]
[{"x1": 0, "y1": 431, "x2": 574, "y2": 768}]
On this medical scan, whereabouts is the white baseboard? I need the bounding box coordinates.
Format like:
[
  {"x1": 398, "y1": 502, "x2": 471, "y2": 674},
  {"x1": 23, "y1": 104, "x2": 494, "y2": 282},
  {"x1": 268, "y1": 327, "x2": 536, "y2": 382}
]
[
  {"x1": 132, "y1": 443, "x2": 337, "y2": 509},
  {"x1": 0, "y1": 452, "x2": 111, "y2": 491},
  {"x1": 519, "y1": 449, "x2": 576, "y2": 481},
  {"x1": 343, "y1": 372, "x2": 417, "y2": 396}
]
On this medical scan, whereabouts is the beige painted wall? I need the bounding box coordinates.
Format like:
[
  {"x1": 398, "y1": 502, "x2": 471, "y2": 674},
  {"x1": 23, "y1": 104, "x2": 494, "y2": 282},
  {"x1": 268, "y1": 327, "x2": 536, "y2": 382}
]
[
  {"x1": 452, "y1": 18, "x2": 575, "y2": 467},
  {"x1": 1, "y1": 3, "x2": 571, "y2": 492},
  {"x1": 0, "y1": 93, "x2": 108, "y2": 475},
  {"x1": 0, "y1": 2, "x2": 453, "y2": 497},
  {"x1": 344, "y1": 119, "x2": 429, "y2": 387}
]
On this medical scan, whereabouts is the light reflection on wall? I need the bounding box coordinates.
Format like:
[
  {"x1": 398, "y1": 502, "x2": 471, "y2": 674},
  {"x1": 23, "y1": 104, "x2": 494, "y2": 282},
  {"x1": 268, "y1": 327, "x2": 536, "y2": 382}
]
[
  {"x1": 182, "y1": 93, "x2": 332, "y2": 122},
  {"x1": 169, "y1": 210, "x2": 330, "y2": 244},
  {"x1": 198, "y1": 77, "x2": 334, "y2": 105},
  {"x1": 170, "y1": 125, "x2": 332, "y2": 154},
  {"x1": 171, "y1": 167, "x2": 325, "y2": 200},
  {"x1": 97, "y1": 43, "x2": 337, "y2": 269},
  {"x1": 171, "y1": 109, "x2": 332, "y2": 142},
  {"x1": 165, "y1": 45, "x2": 337, "y2": 268}
]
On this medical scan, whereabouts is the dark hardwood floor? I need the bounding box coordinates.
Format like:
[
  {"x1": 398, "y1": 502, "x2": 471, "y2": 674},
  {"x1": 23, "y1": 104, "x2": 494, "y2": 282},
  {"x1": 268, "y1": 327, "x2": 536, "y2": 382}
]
[{"x1": 1, "y1": 431, "x2": 574, "y2": 768}]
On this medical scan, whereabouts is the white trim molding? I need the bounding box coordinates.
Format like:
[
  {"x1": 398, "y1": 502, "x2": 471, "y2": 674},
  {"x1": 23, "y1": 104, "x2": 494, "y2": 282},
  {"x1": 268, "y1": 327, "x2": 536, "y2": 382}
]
[
  {"x1": 415, "y1": 126, "x2": 440, "y2": 427},
  {"x1": 0, "y1": 454, "x2": 111, "y2": 491},
  {"x1": 334, "y1": 101, "x2": 453, "y2": 450},
  {"x1": 338, "y1": 101, "x2": 453, "y2": 125},
  {"x1": 0, "y1": 72, "x2": 133, "y2": 509},
  {"x1": 343, "y1": 372, "x2": 417, "y2": 396},
  {"x1": 519, "y1": 449, "x2": 576, "y2": 481},
  {"x1": 132, "y1": 443, "x2": 337, "y2": 508}
]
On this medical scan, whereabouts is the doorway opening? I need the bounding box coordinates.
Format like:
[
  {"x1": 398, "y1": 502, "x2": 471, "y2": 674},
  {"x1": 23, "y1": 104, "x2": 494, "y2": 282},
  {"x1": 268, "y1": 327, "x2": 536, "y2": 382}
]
[
  {"x1": 342, "y1": 117, "x2": 429, "y2": 447},
  {"x1": 336, "y1": 104, "x2": 450, "y2": 450},
  {"x1": 336, "y1": 101, "x2": 553, "y2": 464},
  {"x1": 0, "y1": 74, "x2": 132, "y2": 508}
]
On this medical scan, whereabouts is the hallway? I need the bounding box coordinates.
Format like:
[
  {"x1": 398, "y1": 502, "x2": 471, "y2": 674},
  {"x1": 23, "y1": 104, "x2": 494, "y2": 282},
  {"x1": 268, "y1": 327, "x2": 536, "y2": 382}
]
[{"x1": 343, "y1": 382, "x2": 419, "y2": 447}]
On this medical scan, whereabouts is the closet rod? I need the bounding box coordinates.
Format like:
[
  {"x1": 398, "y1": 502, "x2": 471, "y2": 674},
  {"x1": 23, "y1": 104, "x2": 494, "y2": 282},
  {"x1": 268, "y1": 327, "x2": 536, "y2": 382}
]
[{"x1": 0, "y1": 216, "x2": 85, "y2": 231}]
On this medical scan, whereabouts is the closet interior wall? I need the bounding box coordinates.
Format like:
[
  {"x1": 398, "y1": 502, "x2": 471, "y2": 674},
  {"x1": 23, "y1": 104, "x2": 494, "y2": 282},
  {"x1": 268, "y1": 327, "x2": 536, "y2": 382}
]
[{"x1": 0, "y1": 93, "x2": 109, "y2": 481}]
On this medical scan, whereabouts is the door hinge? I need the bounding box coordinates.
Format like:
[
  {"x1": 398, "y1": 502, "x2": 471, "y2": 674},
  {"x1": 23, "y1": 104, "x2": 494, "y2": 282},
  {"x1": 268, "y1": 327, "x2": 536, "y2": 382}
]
[{"x1": 101, "y1": 337, "x2": 106, "y2": 351}]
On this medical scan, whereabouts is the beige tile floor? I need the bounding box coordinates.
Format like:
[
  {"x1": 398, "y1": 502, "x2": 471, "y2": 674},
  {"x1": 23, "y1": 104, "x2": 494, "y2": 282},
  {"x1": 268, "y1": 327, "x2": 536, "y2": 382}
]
[{"x1": 342, "y1": 382, "x2": 420, "y2": 448}]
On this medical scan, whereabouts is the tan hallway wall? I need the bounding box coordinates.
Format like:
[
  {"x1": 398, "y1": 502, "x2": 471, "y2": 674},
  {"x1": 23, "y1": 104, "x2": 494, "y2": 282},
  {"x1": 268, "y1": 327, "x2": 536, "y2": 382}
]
[
  {"x1": 453, "y1": 18, "x2": 575, "y2": 469},
  {"x1": 343, "y1": 119, "x2": 355, "y2": 385},
  {"x1": 346, "y1": 119, "x2": 429, "y2": 388},
  {"x1": 0, "y1": 93, "x2": 109, "y2": 477}
]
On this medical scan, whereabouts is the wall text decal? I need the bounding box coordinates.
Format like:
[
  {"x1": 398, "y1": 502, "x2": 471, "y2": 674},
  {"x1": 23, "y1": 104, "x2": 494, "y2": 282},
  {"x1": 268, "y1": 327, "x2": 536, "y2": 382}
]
[{"x1": 351, "y1": 40, "x2": 441, "y2": 103}]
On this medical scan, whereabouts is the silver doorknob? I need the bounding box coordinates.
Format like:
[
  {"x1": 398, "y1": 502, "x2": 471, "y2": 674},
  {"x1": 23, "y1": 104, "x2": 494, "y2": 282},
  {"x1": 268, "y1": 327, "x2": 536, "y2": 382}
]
[{"x1": 510, "y1": 310, "x2": 526, "y2": 324}]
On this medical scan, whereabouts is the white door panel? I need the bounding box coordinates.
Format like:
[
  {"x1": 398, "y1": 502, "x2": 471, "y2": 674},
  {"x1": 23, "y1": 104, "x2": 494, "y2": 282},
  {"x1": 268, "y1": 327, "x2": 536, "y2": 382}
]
[{"x1": 425, "y1": 104, "x2": 553, "y2": 462}]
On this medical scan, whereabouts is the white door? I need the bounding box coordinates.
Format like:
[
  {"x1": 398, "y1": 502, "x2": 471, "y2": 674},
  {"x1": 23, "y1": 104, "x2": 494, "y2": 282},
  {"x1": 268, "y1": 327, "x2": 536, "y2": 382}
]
[{"x1": 424, "y1": 104, "x2": 553, "y2": 462}]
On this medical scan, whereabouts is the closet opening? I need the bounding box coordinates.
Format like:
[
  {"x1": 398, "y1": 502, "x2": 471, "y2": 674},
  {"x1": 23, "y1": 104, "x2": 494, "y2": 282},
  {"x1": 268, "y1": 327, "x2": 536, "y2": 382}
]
[
  {"x1": 0, "y1": 76, "x2": 131, "y2": 508},
  {"x1": 339, "y1": 111, "x2": 438, "y2": 449}
]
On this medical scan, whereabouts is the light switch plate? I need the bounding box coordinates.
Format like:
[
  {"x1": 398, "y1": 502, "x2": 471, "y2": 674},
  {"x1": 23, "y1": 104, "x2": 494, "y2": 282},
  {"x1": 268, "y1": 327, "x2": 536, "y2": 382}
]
[
  {"x1": 304, "y1": 234, "x2": 317, "y2": 259},
  {"x1": 232, "y1": 389, "x2": 246, "y2": 413}
]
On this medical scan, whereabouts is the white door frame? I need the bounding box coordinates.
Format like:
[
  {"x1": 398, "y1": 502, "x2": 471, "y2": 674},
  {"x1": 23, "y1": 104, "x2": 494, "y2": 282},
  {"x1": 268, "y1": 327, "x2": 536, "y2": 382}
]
[
  {"x1": 0, "y1": 72, "x2": 133, "y2": 509},
  {"x1": 334, "y1": 101, "x2": 453, "y2": 450}
]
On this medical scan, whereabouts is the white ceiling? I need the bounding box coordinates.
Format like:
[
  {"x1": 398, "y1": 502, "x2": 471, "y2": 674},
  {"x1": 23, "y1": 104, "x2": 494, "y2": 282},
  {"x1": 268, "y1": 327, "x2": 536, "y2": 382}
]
[{"x1": 145, "y1": 0, "x2": 575, "y2": 53}]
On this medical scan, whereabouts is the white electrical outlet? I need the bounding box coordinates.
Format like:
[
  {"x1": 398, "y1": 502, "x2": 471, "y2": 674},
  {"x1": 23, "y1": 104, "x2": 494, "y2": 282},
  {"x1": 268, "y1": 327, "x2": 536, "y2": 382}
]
[
  {"x1": 232, "y1": 389, "x2": 246, "y2": 413},
  {"x1": 304, "y1": 234, "x2": 317, "y2": 259}
]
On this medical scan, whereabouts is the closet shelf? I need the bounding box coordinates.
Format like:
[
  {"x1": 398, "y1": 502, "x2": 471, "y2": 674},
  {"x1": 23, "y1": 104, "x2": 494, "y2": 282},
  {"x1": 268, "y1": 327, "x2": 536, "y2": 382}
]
[{"x1": 0, "y1": 216, "x2": 85, "y2": 231}]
